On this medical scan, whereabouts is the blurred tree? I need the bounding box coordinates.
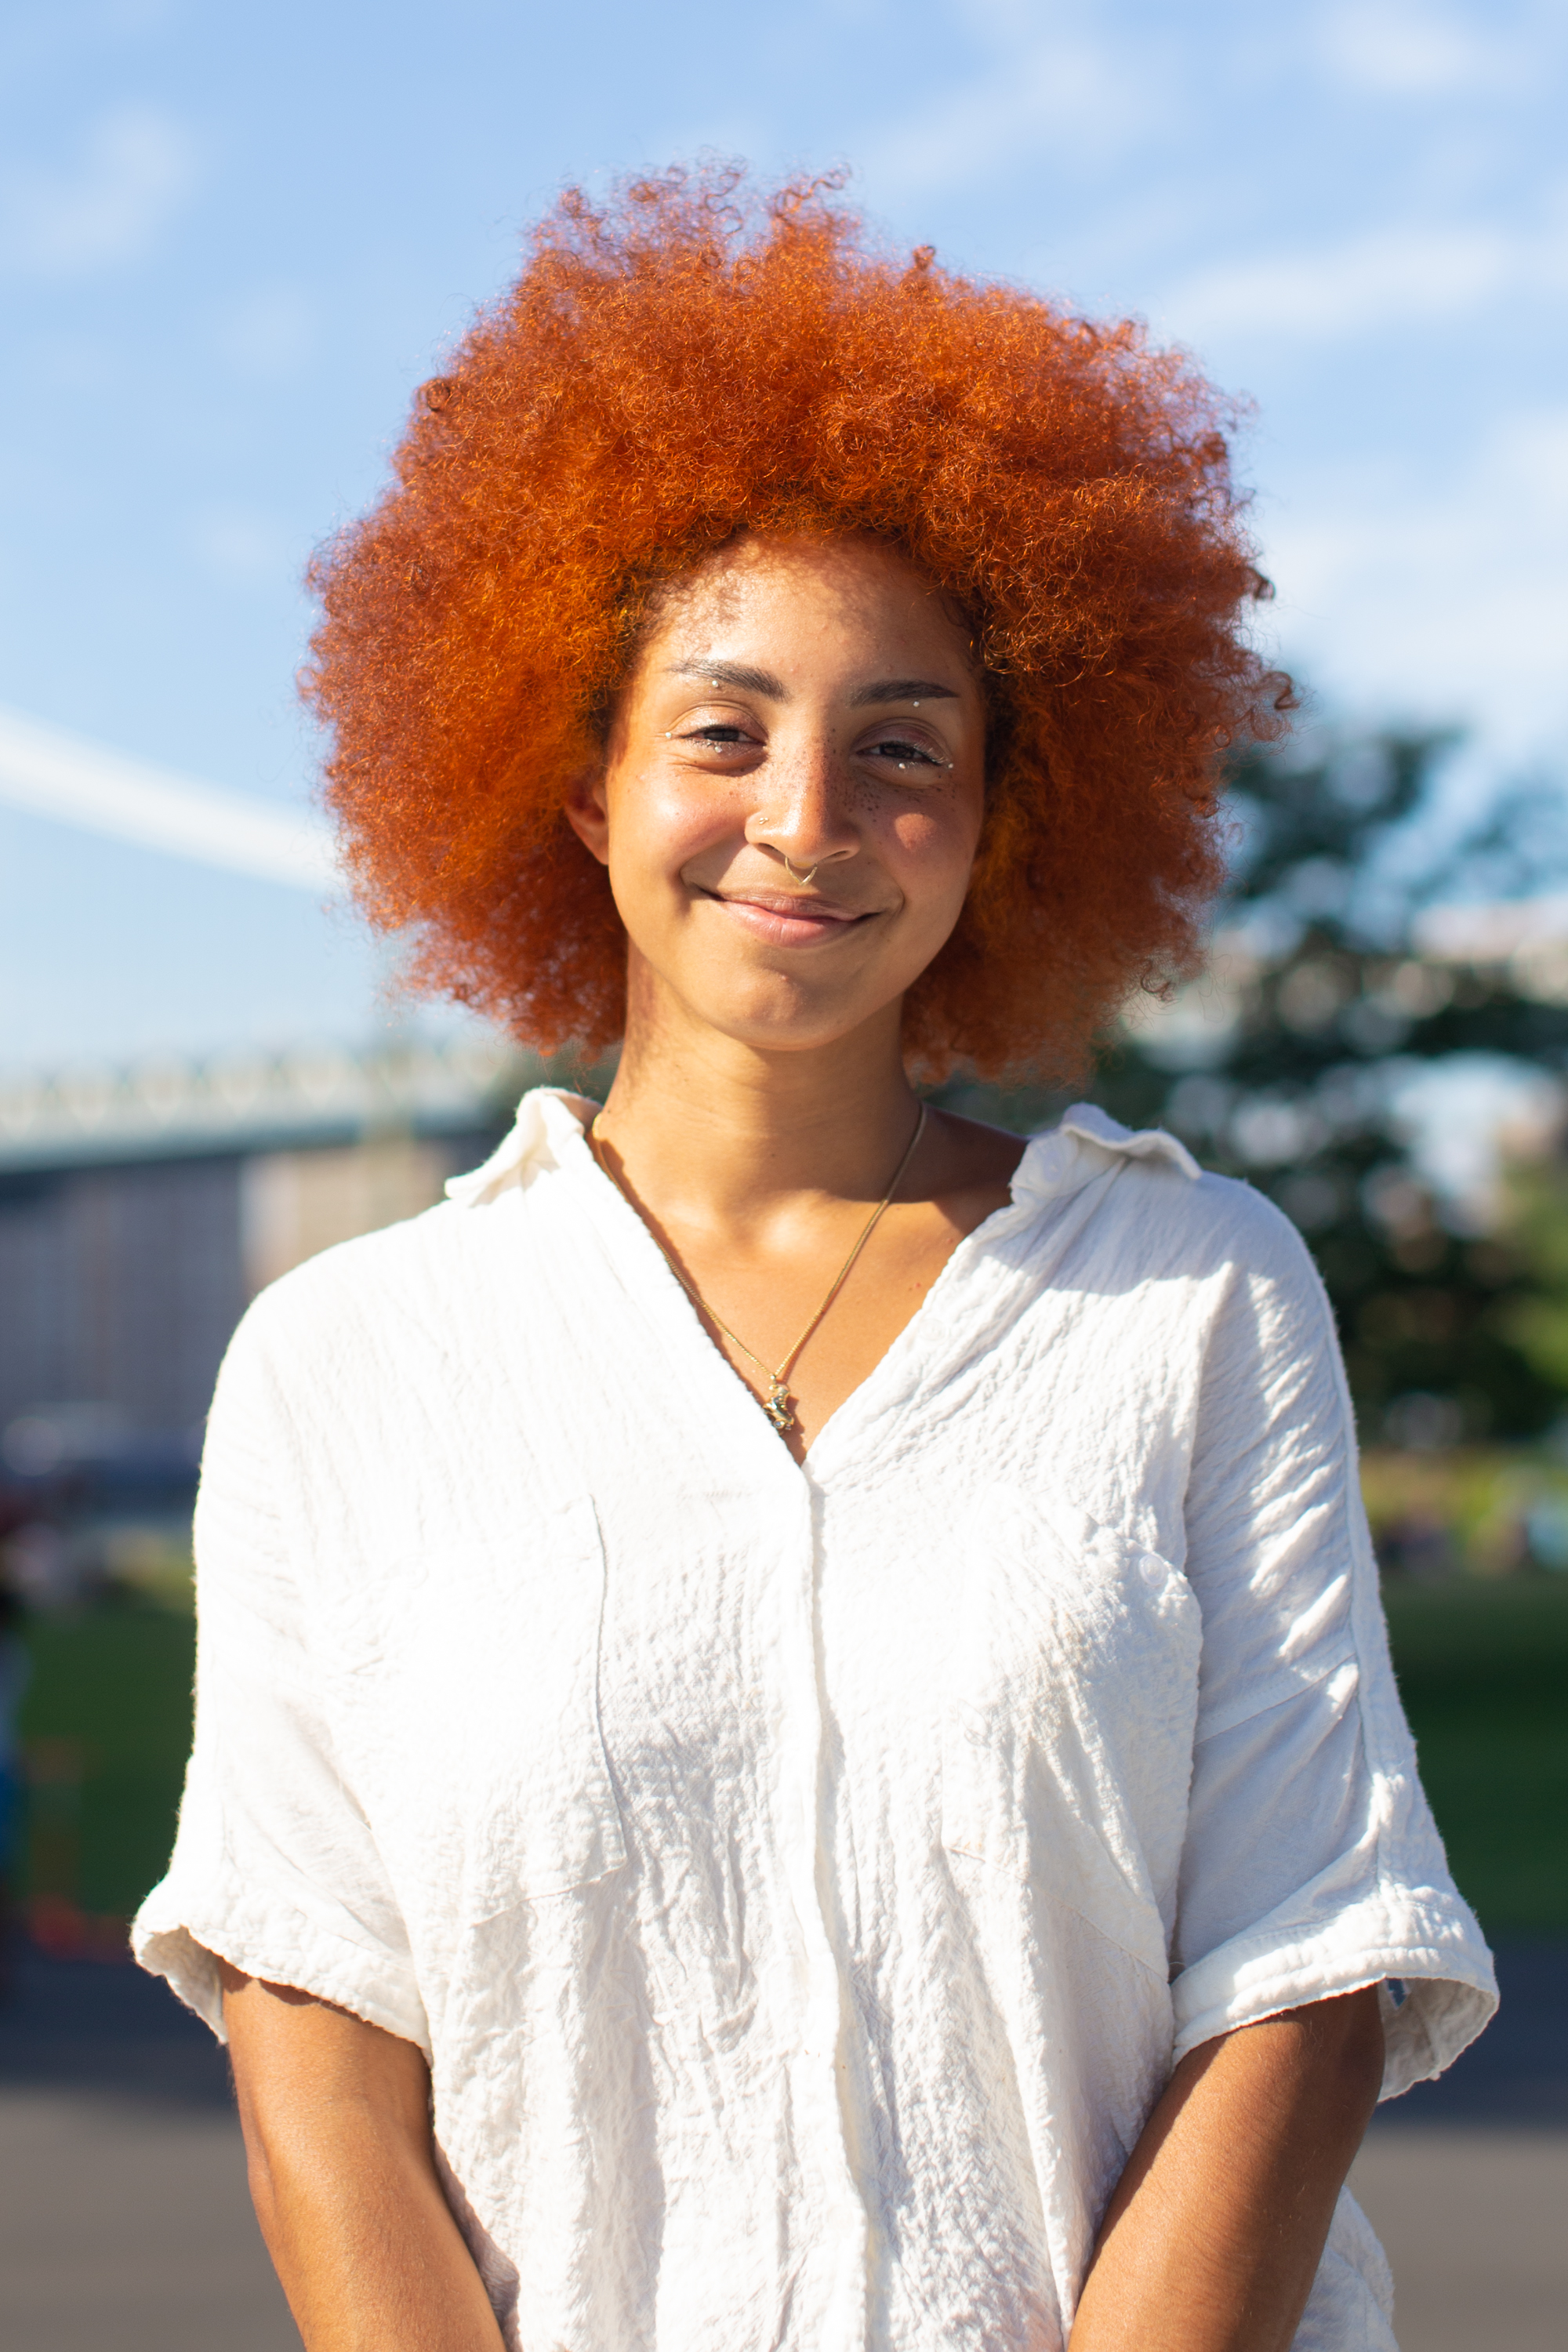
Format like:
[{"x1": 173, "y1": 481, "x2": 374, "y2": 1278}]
[
  {"x1": 1495, "y1": 1160, "x2": 1568, "y2": 1399},
  {"x1": 946, "y1": 728, "x2": 1568, "y2": 1442}
]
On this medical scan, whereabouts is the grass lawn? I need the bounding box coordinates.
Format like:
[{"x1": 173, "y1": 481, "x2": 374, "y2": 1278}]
[
  {"x1": 16, "y1": 1603, "x2": 196, "y2": 1924},
  {"x1": 1381, "y1": 1573, "x2": 1568, "y2": 1934},
  {"x1": 14, "y1": 1576, "x2": 1568, "y2": 1936}
]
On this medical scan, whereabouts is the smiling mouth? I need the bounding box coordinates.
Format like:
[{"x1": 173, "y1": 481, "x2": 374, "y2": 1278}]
[{"x1": 702, "y1": 887, "x2": 880, "y2": 942}]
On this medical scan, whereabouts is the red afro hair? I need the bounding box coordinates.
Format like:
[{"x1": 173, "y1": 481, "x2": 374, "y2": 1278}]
[{"x1": 303, "y1": 162, "x2": 1287, "y2": 1080}]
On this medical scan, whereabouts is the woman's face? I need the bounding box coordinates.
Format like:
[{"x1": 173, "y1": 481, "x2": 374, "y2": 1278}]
[{"x1": 566, "y1": 534, "x2": 987, "y2": 1056}]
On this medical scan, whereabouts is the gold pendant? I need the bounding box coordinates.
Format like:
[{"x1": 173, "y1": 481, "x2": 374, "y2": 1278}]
[{"x1": 763, "y1": 1382, "x2": 796, "y2": 1434}]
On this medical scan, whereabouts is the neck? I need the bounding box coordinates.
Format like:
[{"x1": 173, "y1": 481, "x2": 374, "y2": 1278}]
[{"x1": 592, "y1": 962, "x2": 921, "y2": 1222}]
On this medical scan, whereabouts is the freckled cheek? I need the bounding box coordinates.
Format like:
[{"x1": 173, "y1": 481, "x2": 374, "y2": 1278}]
[{"x1": 885, "y1": 801, "x2": 981, "y2": 882}]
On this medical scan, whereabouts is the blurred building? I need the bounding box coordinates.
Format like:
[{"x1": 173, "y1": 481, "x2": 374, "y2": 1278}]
[{"x1": 0, "y1": 1035, "x2": 521, "y2": 1595}]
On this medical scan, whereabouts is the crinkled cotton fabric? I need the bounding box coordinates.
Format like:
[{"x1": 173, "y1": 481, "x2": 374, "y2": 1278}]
[{"x1": 136, "y1": 1089, "x2": 1494, "y2": 2352}]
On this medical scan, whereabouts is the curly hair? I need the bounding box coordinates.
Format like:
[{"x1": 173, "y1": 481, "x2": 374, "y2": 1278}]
[{"x1": 303, "y1": 163, "x2": 1287, "y2": 1080}]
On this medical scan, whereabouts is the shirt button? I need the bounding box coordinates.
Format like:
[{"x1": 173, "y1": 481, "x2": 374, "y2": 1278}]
[{"x1": 1137, "y1": 1552, "x2": 1166, "y2": 1585}]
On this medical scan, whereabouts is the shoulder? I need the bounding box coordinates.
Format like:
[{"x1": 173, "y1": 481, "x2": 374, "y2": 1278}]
[
  {"x1": 1029, "y1": 1104, "x2": 1324, "y2": 1301},
  {"x1": 265, "y1": 1192, "x2": 471, "y2": 1308},
  {"x1": 224, "y1": 1193, "x2": 509, "y2": 1409},
  {"x1": 234, "y1": 1087, "x2": 600, "y2": 1368}
]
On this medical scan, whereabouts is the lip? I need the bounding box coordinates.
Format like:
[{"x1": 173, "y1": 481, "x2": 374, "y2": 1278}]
[{"x1": 704, "y1": 888, "x2": 877, "y2": 947}]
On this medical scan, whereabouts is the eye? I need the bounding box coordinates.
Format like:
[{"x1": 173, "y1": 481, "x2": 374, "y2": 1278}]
[
  {"x1": 666, "y1": 705, "x2": 764, "y2": 754},
  {"x1": 863, "y1": 732, "x2": 946, "y2": 768}
]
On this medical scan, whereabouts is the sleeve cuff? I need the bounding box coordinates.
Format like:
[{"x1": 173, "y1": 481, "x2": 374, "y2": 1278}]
[
  {"x1": 132, "y1": 1876, "x2": 431, "y2": 2056},
  {"x1": 1171, "y1": 1890, "x2": 1497, "y2": 2099}
]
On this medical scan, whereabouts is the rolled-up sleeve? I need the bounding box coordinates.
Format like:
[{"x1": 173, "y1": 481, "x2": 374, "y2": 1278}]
[
  {"x1": 1171, "y1": 1199, "x2": 1495, "y2": 2097},
  {"x1": 132, "y1": 1299, "x2": 429, "y2": 2051}
]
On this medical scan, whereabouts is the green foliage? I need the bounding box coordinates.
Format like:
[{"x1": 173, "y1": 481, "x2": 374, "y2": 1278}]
[
  {"x1": 1496, "y1": 1160, "x2": 1568, "y2": 1392},
  {"x1": 949, "y1": 728, "x2": 1568, "y2": 1443}
]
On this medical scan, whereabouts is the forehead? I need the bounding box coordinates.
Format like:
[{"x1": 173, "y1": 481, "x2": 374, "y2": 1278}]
[{"x1": 641, "y1": 534, "x2": 977, "y2": 667}]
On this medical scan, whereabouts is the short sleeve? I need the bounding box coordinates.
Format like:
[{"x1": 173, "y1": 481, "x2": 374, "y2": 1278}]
[
  {"x1": 1170, "y1": 1192, "x2": 1496, "y2": 2098},
  {"x1": 132, "y1": 1300, "x2": 430, "y2": 2051}
]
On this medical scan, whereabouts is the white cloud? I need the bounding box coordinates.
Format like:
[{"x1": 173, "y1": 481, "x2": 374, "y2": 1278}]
[
  {"x1": 1163, "y1": 212, "x2": 1565, "y2": 343},
  {"x1": 1316, "y1": 1, "x2": 1506, "y2": 96},
  {"x1": 858, "y1": 17, "x2": 1167, "y2": 201},
  {"x1": 1261, "y1": 405, "x2": 1568, "y2": 761},
  {"x1": 96, "y1": 1, "x2": 181, "y2": 31},
  {"x1": 0, "y1": 103, "x2": 198, "y2": 277},
  {"x1": 0, "y1": 704, "x2": 336, "y2": 890}
]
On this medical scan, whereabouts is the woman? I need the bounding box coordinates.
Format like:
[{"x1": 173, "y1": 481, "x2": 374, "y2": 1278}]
[{"x1": 136, "y1": 169, "x2": 1494, "y2": 2352}]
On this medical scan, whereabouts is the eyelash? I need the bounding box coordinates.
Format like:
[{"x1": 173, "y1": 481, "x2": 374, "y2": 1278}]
[
  {"x1": 678, "y1": 725, "x2": 946, "y2": 768},
  {"x1": 866, "y1": 735, "x2": 942, "y2": 765}
]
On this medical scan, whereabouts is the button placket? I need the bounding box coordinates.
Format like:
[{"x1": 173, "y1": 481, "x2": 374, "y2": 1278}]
[{"x1": 753, "y1": 1481, "x2": 871, "y2": 2340}]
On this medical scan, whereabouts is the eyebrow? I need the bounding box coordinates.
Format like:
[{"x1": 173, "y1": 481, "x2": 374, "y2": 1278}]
[
  {"x1": 666, "y1": 660, "x2": 786, "y2": 696},
  {"x1": 848, "y1": 678, "x2": 960, "y2": 707},
  {"x1": 665, "y1": 662, "x2": 961, "y2": 707}
]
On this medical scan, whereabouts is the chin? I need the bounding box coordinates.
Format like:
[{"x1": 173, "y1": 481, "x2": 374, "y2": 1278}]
[
  {"x1": 698, "y1": 979, "x2": 907, "y2": 1056},
  {"x1": 632, "y1": 939, "x2": 915, "y2": 1054}
]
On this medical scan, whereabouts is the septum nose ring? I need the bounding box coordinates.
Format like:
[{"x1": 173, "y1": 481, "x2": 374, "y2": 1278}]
[{"x1": 782, "y1": 856, "x2": 819, "y2": 887}]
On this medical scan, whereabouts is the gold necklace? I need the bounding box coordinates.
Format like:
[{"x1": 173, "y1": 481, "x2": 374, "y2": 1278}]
[{"x1": 589, "y1": 1103, "x2": 928, "y2": 1436}]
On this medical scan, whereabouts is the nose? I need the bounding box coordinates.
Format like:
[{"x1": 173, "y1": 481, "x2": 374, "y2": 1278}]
[{"x1": 745, "y1": 731, "x2": 860, "y2": 878}]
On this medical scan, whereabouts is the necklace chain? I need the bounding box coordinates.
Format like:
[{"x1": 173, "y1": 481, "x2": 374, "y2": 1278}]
[{"x1": 589, "y1": 1102, "x2": 928, "y2": 1436}]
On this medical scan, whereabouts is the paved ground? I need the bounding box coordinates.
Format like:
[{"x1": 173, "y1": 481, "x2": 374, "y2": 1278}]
[
  {"x1": 0, "y1": 1940, "x2": 1563, "y2": 2348},
  {"x1": 0, "y1": 1946, "x2": 299, "y2": 2350},
  {"x1": 1348, "y1": 1941, "x2": 1568, "y2": 2352},
  {"x1": 1352, "y1": 2126, "x2": 1568, "y2": 2352},
  {"x1": 0, "y1": 2087, "x2": 299, "y2": 2350}
]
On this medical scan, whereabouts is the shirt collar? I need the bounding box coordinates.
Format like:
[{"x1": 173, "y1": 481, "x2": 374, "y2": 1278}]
[
  {"x1": 1011, "y1": 1102, "x2": 1201, "y2": 1205},
  {"x1": 445, "y1": 1087, "x2": 600, "y2": 1207},
  {"x1": 446, "y1": 1087, "x2": 1200, "y2": 1214}
]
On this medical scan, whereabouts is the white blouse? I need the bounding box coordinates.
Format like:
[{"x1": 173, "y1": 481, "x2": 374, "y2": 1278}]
[{"x1": 136, "y1": 1087, "x2": 1495, "y2": 2352}]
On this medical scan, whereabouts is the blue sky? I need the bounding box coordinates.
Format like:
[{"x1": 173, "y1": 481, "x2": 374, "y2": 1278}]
[{"x1": 2, "y1": 0, "x2": 1564, "y2": 1070}]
